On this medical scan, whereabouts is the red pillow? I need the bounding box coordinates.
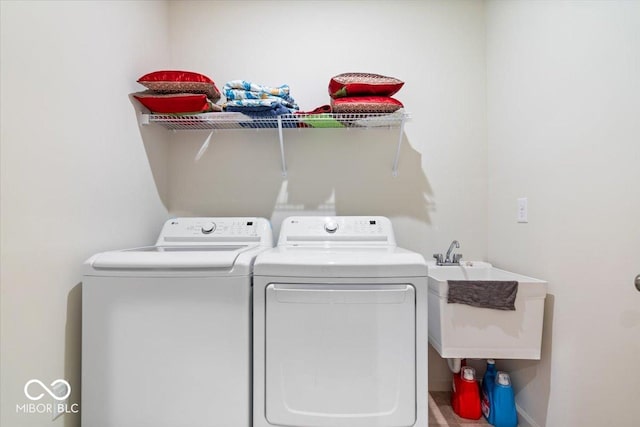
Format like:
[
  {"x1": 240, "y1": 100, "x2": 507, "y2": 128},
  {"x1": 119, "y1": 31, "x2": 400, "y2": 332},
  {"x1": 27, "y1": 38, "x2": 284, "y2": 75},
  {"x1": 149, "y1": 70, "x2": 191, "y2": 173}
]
[
  {"x1": 137, "y1": 70, "x2": 221, "y2": 102},
  {"x1": 329, "y1": 73, "x2": 404, "y2": 98},
  {"x1": 330, "y1": 96, "x2": 404, "y2": 114},
  {"x1": 133, "y1": 92, "x2": 221, "y2": 114}
]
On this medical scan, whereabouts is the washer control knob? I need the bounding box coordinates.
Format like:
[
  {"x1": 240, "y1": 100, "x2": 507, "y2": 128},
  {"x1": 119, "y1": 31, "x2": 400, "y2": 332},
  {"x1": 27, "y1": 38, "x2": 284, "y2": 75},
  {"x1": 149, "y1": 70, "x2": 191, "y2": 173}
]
[
  {"x1": 324, "y1": 221, "x2": 338, "y2": 233},
  {"x1": 201, "y1": 222, "x2": 216, "y2": 234}
]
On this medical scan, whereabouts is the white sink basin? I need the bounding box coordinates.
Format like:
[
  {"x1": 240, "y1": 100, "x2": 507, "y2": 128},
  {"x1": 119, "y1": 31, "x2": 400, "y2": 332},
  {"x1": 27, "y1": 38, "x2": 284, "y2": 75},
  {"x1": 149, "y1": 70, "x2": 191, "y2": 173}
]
[
  {"x1": 428, "y1": 260, "x2": 546, "y2": 284},
  {"x1": 427, "y1": 261, "x2": 547, "y2": 359}
]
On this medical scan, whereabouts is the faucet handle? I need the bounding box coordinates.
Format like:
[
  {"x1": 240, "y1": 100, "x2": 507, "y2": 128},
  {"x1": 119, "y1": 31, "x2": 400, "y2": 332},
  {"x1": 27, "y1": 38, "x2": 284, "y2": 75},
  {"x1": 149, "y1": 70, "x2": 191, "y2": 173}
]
[
  {"x1": 433, "y1": 253, "x2": 444, "y2": 264},
  {"x1": 453, "y1": 253, "x2": 463, "y2": 263}
]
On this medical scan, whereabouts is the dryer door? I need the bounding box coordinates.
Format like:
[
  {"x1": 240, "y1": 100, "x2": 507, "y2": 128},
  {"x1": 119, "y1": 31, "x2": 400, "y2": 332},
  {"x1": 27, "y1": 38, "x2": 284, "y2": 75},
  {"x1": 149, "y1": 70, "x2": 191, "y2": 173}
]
[{"x1": 265, "y1": 283, "x2": 416, "y2": 427}]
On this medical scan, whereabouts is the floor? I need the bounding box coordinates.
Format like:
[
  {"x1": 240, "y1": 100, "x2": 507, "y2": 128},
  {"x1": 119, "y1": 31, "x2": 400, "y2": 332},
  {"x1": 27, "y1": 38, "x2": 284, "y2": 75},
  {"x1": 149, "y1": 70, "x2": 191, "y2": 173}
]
[{"x1": 429, "y1": 391, "x2": 491, "y2": 427}]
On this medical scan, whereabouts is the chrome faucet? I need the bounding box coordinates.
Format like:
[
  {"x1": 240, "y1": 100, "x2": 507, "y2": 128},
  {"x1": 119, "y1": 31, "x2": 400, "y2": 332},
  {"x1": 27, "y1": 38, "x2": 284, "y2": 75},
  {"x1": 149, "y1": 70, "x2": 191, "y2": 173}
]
[
  {"x1": 433, "y1": 240, "x2": 463, "y2": 266},
  {"x1": 446, "y1": 240, "x2": 460, "y2": 262}
]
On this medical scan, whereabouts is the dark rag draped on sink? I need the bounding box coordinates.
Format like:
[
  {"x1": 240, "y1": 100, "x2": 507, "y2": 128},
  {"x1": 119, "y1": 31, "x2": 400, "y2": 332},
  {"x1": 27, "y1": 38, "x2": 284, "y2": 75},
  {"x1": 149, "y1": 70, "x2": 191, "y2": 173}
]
[{"x1": 447, "y1": 281, "x2": 518, "y2": 311}]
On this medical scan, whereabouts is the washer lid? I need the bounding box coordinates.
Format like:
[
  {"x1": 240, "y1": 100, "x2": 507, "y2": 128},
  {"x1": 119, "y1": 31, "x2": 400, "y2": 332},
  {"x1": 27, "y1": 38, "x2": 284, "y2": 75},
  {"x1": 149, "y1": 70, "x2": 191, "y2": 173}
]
[
  {"x1": 254, "y1": 246, "x2": 427, "y2": 278},
  {"x1": 90, "y1": 245, "x2": 249, "y2": 270}
]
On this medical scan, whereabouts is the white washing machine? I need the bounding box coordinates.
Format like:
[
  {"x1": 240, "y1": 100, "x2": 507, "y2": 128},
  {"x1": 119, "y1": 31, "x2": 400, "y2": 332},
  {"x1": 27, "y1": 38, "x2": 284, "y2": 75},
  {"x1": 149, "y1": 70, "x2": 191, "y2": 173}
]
[
  {"x1": 82, "y1": 217, "x2": 272, "y2": 427},
  {"x1": 253, "y1": 216, "x2": 428, "y2": 427}
]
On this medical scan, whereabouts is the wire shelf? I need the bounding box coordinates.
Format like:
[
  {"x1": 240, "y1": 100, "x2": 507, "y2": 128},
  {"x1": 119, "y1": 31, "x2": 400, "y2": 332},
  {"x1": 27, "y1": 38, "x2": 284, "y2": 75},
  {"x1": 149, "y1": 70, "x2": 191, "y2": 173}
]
[
  {"x1": 141, "y1": 111, "x2": 409, "y2": 131},
  {"x1": 139, "y1": 111, "x2": 409, "y2": 177}
]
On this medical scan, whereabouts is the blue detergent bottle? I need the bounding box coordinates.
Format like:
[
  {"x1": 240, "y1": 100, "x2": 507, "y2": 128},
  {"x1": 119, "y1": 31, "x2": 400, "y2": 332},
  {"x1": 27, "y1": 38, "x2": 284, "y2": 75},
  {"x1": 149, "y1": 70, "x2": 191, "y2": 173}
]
[
  {"x1": 481, "y1": 359, "x2": 497, "y2": 424},
  {"x1": 492, "y1": 371, "x2": 518, "y2": 427}
]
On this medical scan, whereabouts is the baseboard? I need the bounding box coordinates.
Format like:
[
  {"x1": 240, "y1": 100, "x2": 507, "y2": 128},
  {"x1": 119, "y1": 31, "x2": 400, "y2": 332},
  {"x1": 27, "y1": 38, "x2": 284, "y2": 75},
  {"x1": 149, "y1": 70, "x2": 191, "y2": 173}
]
[{"x1": 516, "y1": 403, "x2": 541, "y2": 427}]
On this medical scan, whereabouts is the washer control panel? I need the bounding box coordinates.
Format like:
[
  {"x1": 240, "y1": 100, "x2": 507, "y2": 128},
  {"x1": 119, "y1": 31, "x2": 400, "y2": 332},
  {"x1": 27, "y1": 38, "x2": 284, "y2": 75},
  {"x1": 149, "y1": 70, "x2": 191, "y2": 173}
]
[
  {"x1": 156, "y1": 217, "x2": 272, "y2": 245},
  {"x1": 279, "y1": 216, "x2": 395, "y2": 245}
]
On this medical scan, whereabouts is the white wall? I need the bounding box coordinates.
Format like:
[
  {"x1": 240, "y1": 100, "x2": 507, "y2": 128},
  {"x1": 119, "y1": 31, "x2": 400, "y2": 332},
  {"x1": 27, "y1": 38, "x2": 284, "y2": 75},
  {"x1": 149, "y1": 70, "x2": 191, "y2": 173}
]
[
  {"x1": 486, "y1": 1, "x2": 640, "y2": 425},
  {"x1": 163, "y1": 0, "x2": 488, "y2": 388},
  {"x1": 0, "y1": 2, "x2": 170, "y2": 426}
]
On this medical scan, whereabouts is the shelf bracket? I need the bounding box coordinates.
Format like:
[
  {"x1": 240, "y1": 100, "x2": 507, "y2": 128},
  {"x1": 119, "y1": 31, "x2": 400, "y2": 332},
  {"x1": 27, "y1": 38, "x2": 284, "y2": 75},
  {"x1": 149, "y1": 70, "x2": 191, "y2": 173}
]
[
  {"x1": 195, "y1": 131, "x2": 214, "y2": 161},
  {"x1": 277, "y1": 116, "x2": 287, "y2": 177},
  {"x1": 391, "y1": 115, "x2": 406, "y2": 177}
]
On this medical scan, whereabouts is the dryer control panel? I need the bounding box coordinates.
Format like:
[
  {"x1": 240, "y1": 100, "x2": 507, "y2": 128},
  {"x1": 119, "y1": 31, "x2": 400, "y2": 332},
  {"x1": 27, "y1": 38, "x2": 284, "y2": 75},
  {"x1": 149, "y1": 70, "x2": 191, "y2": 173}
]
[
  {"x1": 156, "y1": 217, "x2": 273, "y2": 245},
  {"x1": 278, "y1": 216, "x2": 396, "y2": 246}
]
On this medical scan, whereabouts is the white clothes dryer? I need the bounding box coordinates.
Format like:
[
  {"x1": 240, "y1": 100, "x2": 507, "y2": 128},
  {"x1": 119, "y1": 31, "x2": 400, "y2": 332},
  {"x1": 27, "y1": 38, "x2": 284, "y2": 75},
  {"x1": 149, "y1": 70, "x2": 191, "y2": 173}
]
[
  {"x1": 253, "y1": 216, "x2": 428, "y2": 427},
  {"x1": 82, "y1": 217, "x2": 272, "y2": 427}
]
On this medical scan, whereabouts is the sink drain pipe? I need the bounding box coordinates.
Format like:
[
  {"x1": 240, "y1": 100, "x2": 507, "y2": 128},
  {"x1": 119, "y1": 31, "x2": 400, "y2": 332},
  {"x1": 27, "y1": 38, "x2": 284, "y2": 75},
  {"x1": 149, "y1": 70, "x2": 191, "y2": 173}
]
[{"x1": 447, "y1": 358, "x2": 462, "y2": 373}]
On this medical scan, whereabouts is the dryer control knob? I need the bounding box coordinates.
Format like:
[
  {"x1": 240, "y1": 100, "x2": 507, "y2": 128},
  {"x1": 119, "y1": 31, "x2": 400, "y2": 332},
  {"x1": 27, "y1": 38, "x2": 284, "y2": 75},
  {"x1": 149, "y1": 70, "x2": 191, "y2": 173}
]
[
  {"x1": 324, "y1": 221, "x2": 338, "y2": 233},
  {"x1": 201, "y1": 222, "x2": 216, "y2": 234}
]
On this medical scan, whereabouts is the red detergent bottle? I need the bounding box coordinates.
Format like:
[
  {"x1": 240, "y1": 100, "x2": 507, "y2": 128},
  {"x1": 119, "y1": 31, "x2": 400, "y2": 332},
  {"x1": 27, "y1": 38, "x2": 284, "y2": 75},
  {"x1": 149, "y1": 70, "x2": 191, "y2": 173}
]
[
  {"x1": 451, "y1": 365, "x2": 482, "y2": 420},
  {"x1": 481, "y1": 359, "x2": 497, "y2": 424}
]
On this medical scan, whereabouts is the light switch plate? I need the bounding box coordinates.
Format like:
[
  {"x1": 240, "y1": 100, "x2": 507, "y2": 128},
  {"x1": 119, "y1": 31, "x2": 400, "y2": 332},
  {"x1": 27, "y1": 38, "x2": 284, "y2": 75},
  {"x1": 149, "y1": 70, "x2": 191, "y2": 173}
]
[{"x1": 517, "y1": 198, "x2": 528, "y2": 223}]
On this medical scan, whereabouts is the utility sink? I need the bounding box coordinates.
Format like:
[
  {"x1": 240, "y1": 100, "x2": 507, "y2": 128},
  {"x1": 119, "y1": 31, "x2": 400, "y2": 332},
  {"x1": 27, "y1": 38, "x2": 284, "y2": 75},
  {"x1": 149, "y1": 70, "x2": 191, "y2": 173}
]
[{"x1": 427, "y1": 261, "x2": 547, "y2": 359}]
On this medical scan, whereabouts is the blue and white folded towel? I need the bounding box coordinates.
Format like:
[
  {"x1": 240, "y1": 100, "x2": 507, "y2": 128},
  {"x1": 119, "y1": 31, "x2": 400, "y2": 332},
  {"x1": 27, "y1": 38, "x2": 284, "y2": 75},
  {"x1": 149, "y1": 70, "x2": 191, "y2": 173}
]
[
  {"x1": 225, "y1": 100, "x2": 292, "y2": 115},
  {"x1": 225, "y1": 100, "x2": 296, "y2": 128},
  {"x1": 223, "y1": 80, "x2": 299, "y2": 111},
  {"x1": 224, "y1": 80, "x2": 291, "y2": 97}
]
